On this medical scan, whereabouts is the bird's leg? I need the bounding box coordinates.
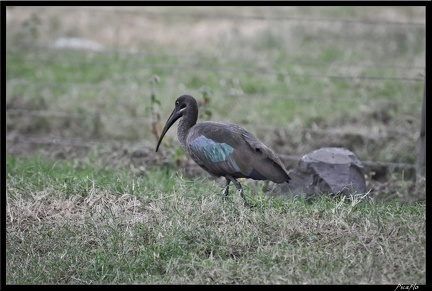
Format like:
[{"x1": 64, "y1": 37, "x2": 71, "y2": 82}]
[
  {"x1": 223, "y1": 178, "x2": 231, "y2": 199},
  {"x1": 225, "y1": 175, "x2": 249, "y2": 208}
]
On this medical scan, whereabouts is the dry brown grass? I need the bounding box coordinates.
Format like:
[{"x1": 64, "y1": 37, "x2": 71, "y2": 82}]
[{"x1": 6, "y1": 161, "x2": 426, "y2": 284}]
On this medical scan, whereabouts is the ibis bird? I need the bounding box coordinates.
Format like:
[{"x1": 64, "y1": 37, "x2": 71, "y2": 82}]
[{"x1": 155, "y1": 95, "x2": 290, "y2": 207}]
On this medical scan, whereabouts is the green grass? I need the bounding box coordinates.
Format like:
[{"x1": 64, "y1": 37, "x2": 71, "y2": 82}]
[
  {"x1": 6, "y1": 154, "x2": 426, "y2": 284},
  {"x1": 7, "y1": 21, "x2": 424, "y2": 132},
  {"x1": 6, "y1": 47, "x2": 424, "y2": 145}
]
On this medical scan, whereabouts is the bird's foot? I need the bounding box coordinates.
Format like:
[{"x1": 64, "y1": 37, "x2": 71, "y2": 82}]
[{"x1": 243, "y1": 202, "x2": 257, "y2": 209}]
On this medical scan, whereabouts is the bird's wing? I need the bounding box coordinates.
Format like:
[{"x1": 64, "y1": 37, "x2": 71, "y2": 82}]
[
  {"x1": 232, "y1": 125, "x2": 291, "y2": 183},
  {"x1": 187, "y1": 133, "x2": 245, "y2": 178},
  {"x1": 188, "y1": 122, "x2": 290, "y2": 183}
]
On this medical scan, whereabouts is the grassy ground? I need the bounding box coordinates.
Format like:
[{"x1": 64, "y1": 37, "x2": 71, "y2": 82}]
[
  {"x1": 6, "y1": 154, "x2": 426, "y2": 284},
  {"x1": 6, "y1": 6, "x2": 426, "y2": 284}
]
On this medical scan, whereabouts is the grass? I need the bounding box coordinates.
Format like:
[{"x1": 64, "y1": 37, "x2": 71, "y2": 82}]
[
  {"x1": 6, "y1": 8, "x2": 425, "y2": 127},
  {"x1": 6, "y1": 6, "x2": 426, "y2": 285},
  {"x1": 5, "y1": 154, "x2": 426, "y2": 284},
  {"x1": 6, "y1": 47, "x2": 424, "y2": 145}
]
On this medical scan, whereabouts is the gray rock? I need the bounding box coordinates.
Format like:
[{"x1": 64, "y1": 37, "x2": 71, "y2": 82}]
[
  {"x1": 269, "y1": 147, "x2": 367, "y2": 198},
  {"x1": 51, "y1": 37, "x2": 103, "y2": 51}
]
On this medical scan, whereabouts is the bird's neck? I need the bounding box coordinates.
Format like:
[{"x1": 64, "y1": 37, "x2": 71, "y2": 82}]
[{"x1": 177, "y1": 115, "x2": 197, "y2": 150}]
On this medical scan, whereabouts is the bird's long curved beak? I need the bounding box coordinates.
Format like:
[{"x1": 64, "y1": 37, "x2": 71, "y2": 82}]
[{"x1": 155, "y1": 107, "x2": 182, "y2": 152}]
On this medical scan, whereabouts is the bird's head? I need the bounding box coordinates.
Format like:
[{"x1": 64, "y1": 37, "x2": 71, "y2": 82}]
[{"x1": 155, "y1": 95, "x2": 198, "y2": 152}]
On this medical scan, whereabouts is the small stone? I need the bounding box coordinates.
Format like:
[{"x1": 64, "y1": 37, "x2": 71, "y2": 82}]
[{"x1": 269, "y1": 147, "x2": 367, "y2": 199}]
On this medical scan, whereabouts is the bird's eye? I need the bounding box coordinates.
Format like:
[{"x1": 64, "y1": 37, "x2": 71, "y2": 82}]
[{"x1": 175, "y1": 101, "x2": 179, "y2": 105}]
